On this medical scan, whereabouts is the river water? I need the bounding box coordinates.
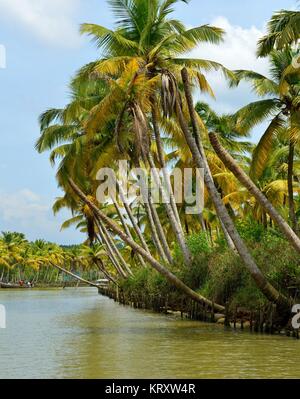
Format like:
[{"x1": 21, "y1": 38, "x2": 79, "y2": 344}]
[{"x1": 0, "y1": 288, "x2": 300, "y2": 379}]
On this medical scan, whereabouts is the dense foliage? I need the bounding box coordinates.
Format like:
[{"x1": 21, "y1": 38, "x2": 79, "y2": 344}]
[{"x1": 2, "y1": 1, "x2": 299, "y2": 314}]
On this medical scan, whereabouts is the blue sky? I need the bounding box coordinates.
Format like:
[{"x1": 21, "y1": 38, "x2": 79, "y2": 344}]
[{"x1": 0, "y1": 0, "x2": 296, "y2": 244}]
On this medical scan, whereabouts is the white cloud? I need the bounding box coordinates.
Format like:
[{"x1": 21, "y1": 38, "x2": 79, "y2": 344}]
[
  {"x1": 0, "y1": 0, "x2": 81, "y2": 47},
  {"x1": 0, "y1": 189, "x2": 48, "y2": 222},
  {"x1": 192, "y1": 16, "x2": 268, "y2": 73},
  {"x1": 189, "y1": 17, "x2": 270, "y2": 115},
  {"x1": 0, "y1": 189, "x2": 81, "y2": 243}
]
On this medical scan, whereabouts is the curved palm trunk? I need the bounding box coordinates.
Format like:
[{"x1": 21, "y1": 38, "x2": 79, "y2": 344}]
[
  {"x1": 96, "y1": 221, "x2": 128, "y2": 279},
  {"x1": 288, "y1": 140, "x2": 299, "y2": 236},
  {"x1": 50, "y1": 263, "x2": 100, "y2": 288},
  {"x1": 209, "y1": 132, "x2": 300, "y2": 253},
  {"x1": 147, "y1": 154, "x2": 192, "y2": 265},
  {"x1": 151, "y1": 100, "x2": 183, "y2": 227},
  {"x1": 112, "y1": 197, "x2": 147, "y2": 268},
  {"x1": 98, "y1": 218, "x2": 132, "y2": 277},
  {"x1": 107, "y1": 233, "x2": 132, "y2": 276},
  {"x1": 219, "y1": 218, "x2": 237, "y2": 252},
  {"x1": 68, "y1": 178, "x2": 225, "y2": 313},
  {"x1": 117, "y1": 181, "x2": 150, "y2": 254},
  {"x1": 180, "y1": 68, "x2": 289, "y2": 313},
  {"x1": 95, "y1": 258, "x2": 119, "y2": 287},
  {"x1": 148, "y1": 197, "x2": 174, "y2": 264},
  {"x1": 143, "y1": 200, "x2": 169, "y2": 263}
]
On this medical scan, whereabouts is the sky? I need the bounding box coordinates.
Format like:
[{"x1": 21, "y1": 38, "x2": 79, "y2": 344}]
[{"x1": 0, "y1": 0, "x2": 297, "y2": 244}]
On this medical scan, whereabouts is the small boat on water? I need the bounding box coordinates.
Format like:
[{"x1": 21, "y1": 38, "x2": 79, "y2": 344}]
[{"x1": 0, "y1": 281, "x2": 31, "y2": 289}]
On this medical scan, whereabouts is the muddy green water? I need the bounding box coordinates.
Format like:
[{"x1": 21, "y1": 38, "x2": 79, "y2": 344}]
[{"x1": 0, "y1": 288, "x2": 300, "y2": 379}]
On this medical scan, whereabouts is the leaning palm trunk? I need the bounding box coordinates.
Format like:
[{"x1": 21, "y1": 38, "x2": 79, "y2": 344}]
[
  {"x1": 112, "y1": 196, "x2": 147, "y2": 269},
  {"x1": 117, "y1": 180, "x2": 150, "y2": 254},
  {"x1": 96, "y1": 221, "x2": 128, "y2": 279},
  {"x1": 100, "y1": 220, "x2": 132, "y2": 277},
  {"x1": 68, "y1": 178, "x2": 225, "y2": 313},
  {"x1": 288, "y1": 140, "x2": 299, "y2": 236},
  {"x1": 133, "y1": 160, "x2": 173, "y2": 263},
  {"x1": 50, "y1": 263, "x2": 100, "y2": 288},
  {"x1": 151, "y1": 100, "x2": 182, "y2": 227},
  {"x1": 103, "y1": 225, "x2": 133, "y2": 276},
  {"x1": 219, "y1": 218, "x2": 237, "y2": 252},
  {"x1": 95, "y1": 258, "x2": 119, "y2": 287},
  {"x1": 209, "y1": 132, "x2": 300, "y2": 253},
  {"x1": 147, "y1": 196, "x2": 174, "y2": 264},
  {"x1": 147, "y1": 154, "x2": 192, "y2": 265},
  {"x1": 180, "y1": 68, "x2": 289, "y2": 313},
  {"x1": 143, "y1": 199, "x2": 169, "y2": 263}
]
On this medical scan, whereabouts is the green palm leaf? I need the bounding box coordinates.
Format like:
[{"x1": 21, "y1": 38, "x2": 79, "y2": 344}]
[{"x1": 250, "y1": 115, "x2": 286, "y2": 180}]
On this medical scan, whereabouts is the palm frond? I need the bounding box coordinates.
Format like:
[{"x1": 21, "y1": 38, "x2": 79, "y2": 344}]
[
  {"x1": 235, "y1": 99, "x2": 281, "y2": 134},
  {"x1": 250, "y1": 115, "x2": 286, "y2": 180}
]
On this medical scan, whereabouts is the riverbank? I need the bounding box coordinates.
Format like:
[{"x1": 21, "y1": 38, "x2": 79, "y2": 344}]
[
  {"x1": 99, "y1": 229, "x2": 300, "y2": 337},
  {"x1": 0, "y1": 282, "x2": 89, "y2": 290},
  {"x1": 99, "y1": 284, "x2": 300, "y2": 339}
]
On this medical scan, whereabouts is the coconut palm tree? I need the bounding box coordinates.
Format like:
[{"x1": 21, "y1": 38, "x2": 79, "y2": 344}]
[
  {"x1": 79, "y1": 0, "x2": 235, "y2": 265},
  {"x1": 200, "y1": 100, "x2": 300, "y2": 252},
  {"x1": 232, "y1": 49, "x2": 300, "y2": 235},
  {"x1": 178, "y1": 68, "x2": 290, "y2": 315},
  {"x1": 68, "y1": 177, "x2": 225, "y2": 312},
  {"x1": 257, "y1": 10, "x2": 300, "y2": 57}
]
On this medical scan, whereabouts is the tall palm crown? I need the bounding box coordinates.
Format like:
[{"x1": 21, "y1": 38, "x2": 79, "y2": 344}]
[
  {"x1": 258, "y1": 10, "x2": 300, "y2": 57},
  {"x1": 79, "y1": 0, "x2": 232, "y2": 141},
  {"x1": 80, "y1": 0, "x2": 226, "y2": 75},
  {"x1": 232, "y1": 49, "x2": 300, "y2": 179},
  {"x1": 232, "y1": 49, "x2": 300, "y2": 234}
]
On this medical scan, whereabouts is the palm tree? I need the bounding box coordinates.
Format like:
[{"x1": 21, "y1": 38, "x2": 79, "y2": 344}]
[
  {"x1": 178, "y1": 68, "x2": 290, "y2": 315},
  {"x1": 68, "y1": 177, "x2": 225, "y2": 312},
  {"x1": 257, "y1": 10, "x2": 300, "y2": 57},
  {"x1": 232, "y1": 49, "x2": 300, "y2": 235},
  {"x1": 80, "y1": 244, "x2": 118, "y2": 285},
  {"x1": 37, "y1": 78, "x2": 134, "y2": 278},
  {"x1": 200, "y1": 102, "x2": 300, "y2": 252},
  {"x1": 79, "y1": 0, "x2": 233, "y2": 265}
]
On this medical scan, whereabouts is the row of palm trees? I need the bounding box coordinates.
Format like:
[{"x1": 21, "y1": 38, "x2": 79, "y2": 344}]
[
  {"x1": 0, "y1": 232, "x2": 104, "y2": 285},
  {"x1": 35, "y1": 1, "x2": 300, "y2": 316}
]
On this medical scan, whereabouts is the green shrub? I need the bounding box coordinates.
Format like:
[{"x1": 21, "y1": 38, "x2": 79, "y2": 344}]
[
  {"x1": 236, "y1": 218, "x2": 265, "y2": 243},
  {"x1": 121, "y1": 229, "x2": 300, "y2": 311},
  {"x1": 187, "y1": 232, "x2": 212, "y2": 256}
]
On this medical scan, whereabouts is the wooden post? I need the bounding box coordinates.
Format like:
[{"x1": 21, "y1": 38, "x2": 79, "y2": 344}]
[
  {"x1": 204, "y1": 302, "x2": 208, "y2": 322},
  {"x1": 225, "y1": 302, "x2": 230, "y2": 327},
  {"x1": 165, "y1": 296, "x2": 169, "y2": 315},
  {"x1": 211, "y1": 302, "x2": 215, "y2": 323},
  {"x1": 234, "y1": 306, "x2": 237, "y2": 329},
  {"x1": 254, "y1": 310, "x2": 259, "y2": 333},
  {"x1": 259, "y1": 306, "x2": 264, "y2": 333},
  {"x1": 250, "y1": 311, "x2": 253, "y2": 332}
]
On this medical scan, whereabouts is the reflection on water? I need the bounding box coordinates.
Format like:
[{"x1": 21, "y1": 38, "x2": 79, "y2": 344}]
[{"x1": 0, "y1": 288, "x2": 300, "y2": 379}]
